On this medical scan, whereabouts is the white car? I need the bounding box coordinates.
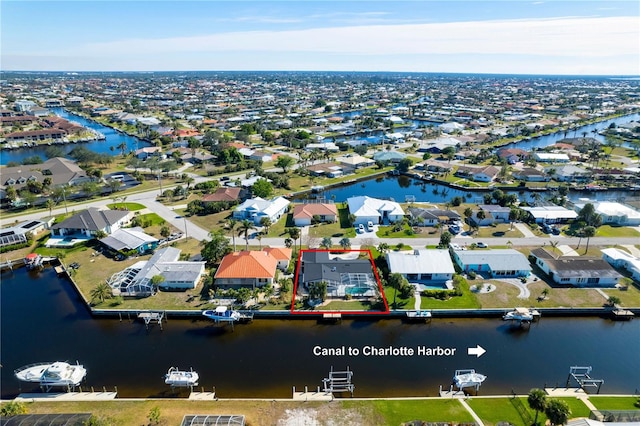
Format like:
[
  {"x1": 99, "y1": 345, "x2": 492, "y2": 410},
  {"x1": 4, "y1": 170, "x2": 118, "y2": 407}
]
[
  {"x1": 358, "y1": 224, "x2": 365, "y2": 233},
  {"x1": 367, "y1": 221, "x2": 374, "y2": 232},
  {"x1": 476, "y1": 242, "x2": 488, "y2": 248}
]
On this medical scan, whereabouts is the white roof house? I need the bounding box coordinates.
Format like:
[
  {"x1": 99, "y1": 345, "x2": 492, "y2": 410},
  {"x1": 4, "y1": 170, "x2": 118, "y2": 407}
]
[
  {"x1": 452, "y1": 249, "x2": 531, "y2": 278},
  {"x1": 534, "y1": 153, "x2": 570, "y2": 162},
  {"x1": 107, "y1": 247, "x2": 206, "y2": 296},
  {"x1": 347, "y1": 196, "x2": 405, "y2": 225},
  {"x1": 99, "y1": 227, "x2": 158, "y2": 254},
  {"x1": 579, "y1": 201, "x2": 640, "y2": 226},
  {"x1": 521, "y1": 205, "x2": 578, "y2": 223},
  {"x1": 602, "y1": 248, "x2": 640, "y2": 282},
  {"x1": 386, "y1": 249, "x2": 455, "y2": 285},
  {"x1": 233, "y1": 196, "x2": 290, "y2": 225}
]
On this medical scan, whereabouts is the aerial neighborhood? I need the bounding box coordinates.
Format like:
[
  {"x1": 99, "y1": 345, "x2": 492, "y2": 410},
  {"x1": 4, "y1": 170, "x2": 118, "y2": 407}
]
[{"x1": 0, "y1": 72, "x2": 639, "y2": 320}]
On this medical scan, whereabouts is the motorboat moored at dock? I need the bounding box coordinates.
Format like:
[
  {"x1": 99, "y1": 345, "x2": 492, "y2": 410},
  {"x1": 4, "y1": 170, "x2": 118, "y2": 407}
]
[
  {"x1": 503, "y1": 307, "x2": 540, "y2": 322},
  {"x1": 14, "y1": 361, "x2": 87, "y2": 391},
  {"x1": 164, "y1": 367, "x2": 199, "y2": 387}
]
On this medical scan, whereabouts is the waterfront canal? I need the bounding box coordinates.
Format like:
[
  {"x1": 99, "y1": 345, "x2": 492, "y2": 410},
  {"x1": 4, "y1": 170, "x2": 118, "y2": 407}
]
[{"x1": 1, "y1": 267, "x2": 638, "y2": 399}]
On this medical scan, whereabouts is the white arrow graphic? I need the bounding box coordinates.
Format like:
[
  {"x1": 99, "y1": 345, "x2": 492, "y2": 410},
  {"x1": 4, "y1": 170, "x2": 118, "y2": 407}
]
[{"x1": 467, "y1": 345, "x2": 486, "y2": 358}]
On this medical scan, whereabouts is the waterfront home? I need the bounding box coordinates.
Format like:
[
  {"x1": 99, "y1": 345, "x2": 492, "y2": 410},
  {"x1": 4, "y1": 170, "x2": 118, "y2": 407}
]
[
  {"x1": 423, "y1": 159, "x2": 455, "y2": 174},
  {"x1": 520, "y1": 205, "x2": 578, "y2": 224},
  {"x1": 233, "y1": 196, "x2": 290, "y2": 225},
  {"x1": 297, "y1": 251, "x2": 379, "y2": 298},
  {"x1": 48, "y1": 208, "x2": 132, "y2": 246},
  {"x1": 134, "y1": 146, "x2": 163, "y2": 160},
  {"x1": 531, "y1": 248, "x2": 621, "y2": 287},
  {"x1": 346, "y1": 196, "x2": 405, "y2": 226},
  {"x1": 4, "y1": 129, "x2": 67, "y2": 142},
  {"x1": 511, "y1": 168, "x2": 549, "y2": 182},
  {"x1": 107, "y1": 247, "x2": 206, "y2": 296},
  {"x1": 292, "y1": 203, "x2": 338, "y2": 227},
  {"x1": 214, "y1": 250, "x2": 279, "y2": 289},
  {"x1": 408, "y1": 207, "x2": 461, "y2": 226},
  {"x1": 454, "y1": 165, "x2": 499, "y2": 182},
  {"x1": 533, "y1": 153, "x2": 570, "y2": 163},
  {"x1": 386, "y1": 249, "x2": 454, "y2": 286},
  {"x1": 418, "y1": 136, "x2": 460, "y2": 153},
  {"x1": 451, "y1": 249, "x2": 531, "y2": 278},
  {"x1": 335, "y1": 154, "x2": 375, "y2": 169},
  {"x1": 1, "y1": 157, "x2": 90, "y2": 199},
  {"x1": 552, "y1": 165, "x2": 590, "y2": 182},
  {"x1": 575, "y1": 201, "x2": 640, "y2": 226},
  {"x1": 307, "y1": 162, "x2": 347, "y2": 178},
  {"x1": 372, "y1": 151, "x2": 407, "y2": 164},
  {"x1": 601, "y1": 248, "x2": 640, "y2": 283},
  {"x1": 99, "y1": 227, "x2": 159, "y2": 255},
  {"x1": 0, "y1": 220, "x2": 47, "y2": 249}
]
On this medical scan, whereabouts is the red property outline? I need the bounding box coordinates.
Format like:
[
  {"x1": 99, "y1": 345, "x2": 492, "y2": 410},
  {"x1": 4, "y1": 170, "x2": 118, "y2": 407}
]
[{"x1": 290, "y1": 249, "x2": 390, "y2": 315}]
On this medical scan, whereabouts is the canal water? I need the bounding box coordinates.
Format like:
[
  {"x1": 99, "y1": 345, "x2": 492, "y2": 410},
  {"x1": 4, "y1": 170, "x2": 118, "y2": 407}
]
[
  {"x1": 1, "y1": 267, "x2": 638, "y2": 399},
  {"x1": 0, "y1": 109, "x2": 152, "y2": 165}
]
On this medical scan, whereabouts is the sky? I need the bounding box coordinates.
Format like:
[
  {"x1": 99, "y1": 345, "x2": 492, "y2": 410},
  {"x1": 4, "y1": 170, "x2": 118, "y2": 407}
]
[{"x1": 1, "y1": 0, "x2": 639, "y2": 75}]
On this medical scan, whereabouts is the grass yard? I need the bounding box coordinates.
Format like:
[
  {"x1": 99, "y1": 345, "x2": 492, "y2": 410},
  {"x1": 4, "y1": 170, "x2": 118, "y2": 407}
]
[
  {"x1": 184, "y1": 210, "x2": 231, "y2": 235},
  {"x1": 467, "y1": 397, "x2": 532, "y2": 426},
  {"x1": 603, "y1": 283, "x2": 640, "y2": 307},
  {"x1": 106, "y1": 202, "x2": 146, "y2": 211},
  {"x1": 475, "y1": 223, "x2": 524, "y2": 238},
  {"x1": 355, "y1": 399, "x2": 475, "y2": 425},
  {"x1": 376, "y1": 223, "x2": 419, "y2": 238},
  {"x1": 419, "y1": 285, "x2": 481, "y2": 310},
  {"x1": 596, "y1": 225, "x2": 640, "y2": 238},
  {"x1": 589, "y1": 396, "x2": 640, "y2": 410}
]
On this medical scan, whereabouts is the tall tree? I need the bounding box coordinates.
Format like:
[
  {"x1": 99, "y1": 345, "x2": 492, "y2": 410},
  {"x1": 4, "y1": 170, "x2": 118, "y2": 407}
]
[
  {"x1": 201, "y1": 230, "x2": 232, "y2": 265},
  {"x1": 320, "y1": 236, "x2": 332, "y2": 249},
  {"x1": 545, "y1": 399, "x2": 571, "y2": 426},
  {"x1": 225, "y1": 218, "x2": 239, "y2": 251},
  {"x1": 237, "y1": 219, "x2": 257, "y2": 250},
  {"x1": 339, "y1": 237, "x2": 351, "y2": 250},
  {"x1": 527, "y1": 388, "x2": 547, "y2": 425},
  {"x1": 260, "y1": 217, "x2": 272, "y2": 234},
  {"x1": 287, "y1": 227, "x2": 301, "y2": 251},
  {"x1": 583, "y1": 225, "x2": 596, "y2": 254},
  {"x1": 275, "y1": 155, "x2": 295, "y2": 173}
]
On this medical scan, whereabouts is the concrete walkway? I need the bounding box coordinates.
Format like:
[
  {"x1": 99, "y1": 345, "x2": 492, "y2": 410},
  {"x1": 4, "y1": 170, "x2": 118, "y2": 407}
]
[
  {"x1": 458, "y1": 398, "x2": 485, "y2": 426},
  {"x1": 514, "y1": 222, "x2": 536, "y2": 238},
  {"x1": 558, "y1": 245, "x2": 580, "y2": 256},
  {"x1": 622, "y1": 244, "x2": 640, "y2": 257}
]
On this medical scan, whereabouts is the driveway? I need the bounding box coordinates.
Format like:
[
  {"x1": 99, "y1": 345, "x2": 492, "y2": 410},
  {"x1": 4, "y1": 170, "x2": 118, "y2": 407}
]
[{"x1": 513, "y1": 222, "x2": 536, "y2": 238}]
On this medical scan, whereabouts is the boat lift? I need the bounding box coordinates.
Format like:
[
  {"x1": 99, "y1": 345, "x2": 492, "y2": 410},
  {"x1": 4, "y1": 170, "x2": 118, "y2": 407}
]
[
  {"x1": 138, "y1": 311, "x2": 165, "y2": 330},
  {"x1": 322, "y1": 366, "x2": 354, "y2": 397},
  {"x1": 566, "y1": 366, "x2": 604, "y2": 394}
]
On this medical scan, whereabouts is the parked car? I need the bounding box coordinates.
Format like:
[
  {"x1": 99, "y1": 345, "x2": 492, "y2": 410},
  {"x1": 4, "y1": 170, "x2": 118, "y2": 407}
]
[
  {"x1": 367, "y1": 221, "x2": 374, "y2": 232},
  {"x1": 358, "y1": 224, "x2": 365, "y2": 233},
  {"x1": 551, "y1": 226, "x2": 561, "y2": 235},
  {"x1": 476, "y1": 242, "x2": 488, "y2": 248},
  {"x1": 448, "y1": 225, "x2": 460, "y2": 234},
  {"x1": 542, "y1": 223, "x2": 552, "y2": 233}
]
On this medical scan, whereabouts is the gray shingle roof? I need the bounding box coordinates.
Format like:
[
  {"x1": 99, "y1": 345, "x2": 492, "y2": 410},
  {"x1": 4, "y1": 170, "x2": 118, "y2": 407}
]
[{"x1": 51, "y1": 208, "x2": 130, "y2": 232}]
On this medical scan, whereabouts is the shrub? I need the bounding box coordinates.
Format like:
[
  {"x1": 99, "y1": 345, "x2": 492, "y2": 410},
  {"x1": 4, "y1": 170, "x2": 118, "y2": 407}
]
[{"x1": 467, "y1": 270, "x2": 477, "y2": 280}]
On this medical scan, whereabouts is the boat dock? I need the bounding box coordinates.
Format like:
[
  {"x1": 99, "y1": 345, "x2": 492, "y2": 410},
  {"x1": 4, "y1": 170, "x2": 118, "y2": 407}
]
[
  {"x1": 15, "y1": 391, "x2": 117, "y2": 402},
  {"x1": 292, "y1": 386, "x2": 333, "y2": 401},
  {"x1": 138, "y1": 311, "x2": 165, "y2": 330},
  {"x1": 188, "y1": 390, "x2": 218, "y2": 401},
  {"x1": 611, "y1": 309, "x2": 635, "y2": 320}
]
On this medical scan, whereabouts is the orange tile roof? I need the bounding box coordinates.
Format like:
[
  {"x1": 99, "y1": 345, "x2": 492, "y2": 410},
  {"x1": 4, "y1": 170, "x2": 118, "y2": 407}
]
[
  {"x1": 292, "y1": 203, "x2": 338, "y2": 220},
  {"x1": 263, "y1": 247, "x2": 292, "y2": 262},
  {"x1": 215, "y1": 251, "x2": 278, "y2": 279}
]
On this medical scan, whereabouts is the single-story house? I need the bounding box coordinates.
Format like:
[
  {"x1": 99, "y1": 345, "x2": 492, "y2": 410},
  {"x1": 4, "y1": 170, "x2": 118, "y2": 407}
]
[
  {"x1": 512, "y1": 168, "x2": 549, "y2": 182},
  {"x1": 0, "y1": 220, "x2": 47, "y2": 248},
  {"x1": 534, "y1": 153, "x2": 570, "y2": 163},
  {"x1": 201, "y1": 187, "x2": 247, "y2": 204},
  {"x1": 575, "y1": 201, "x2": 640, "y2": 226},
  {"x1": 423, "y1": 160, "x2": 455, "y2": 173},
  {"x1": 469, "y1": 205, "x2": 511, "y2": 226},
  {"x1": 372, "y1": 151, "x2": 407, "y2": 164},
  {"x1": 233, "y1": 196, "x2": 290, "y2": 225},
  {"x1": 134, "y1": 146, "x2": 162, "y2": 160},
  {"x1": 347, "y1": 196, "x2": 405, "y2": 225},
  {"x1": 297, "y1": 250, "x2": 378, "y2": 298},
  {"x1": 307, "y1": 162, "x2": 347, "y2": 178},
  {"x1": 292, "y1": 203, "x2": 338, "y2": 227},
  {"x1": 601, "y1": 248, "x2": 640, "y2": 283},
  {"x1": 336, "y1": 154, "x2": 375, "y2": 169},
  {"x1": 99, "y1": 227, "x2": 159, "y2": 254},
  {"x1": 530, "y1": 248, "x2": 621, "y2": 287},
  {"x1": 407, "y1": 207, "x2": 460, "y2": 226},
  {"x1": 520, "y1": 205, "x2": 578, "y2": 224},
  {"x1": 552, "y1": 165, "x2": 590, "y2": 182},
  {"x1": 214, "y1": 250, "x2": 280, "y2": 289},
  {"x1": 50, "y1": 207, "x2": 132, "y2": 238},
  {"x1": 107, "y1": 247, "x2": 206, "y2": 296},
  {"x1": 451, "y1": 249, "x2": 531, "y2": 278},
  {"x1": 455, "y1": 165, "x2": 499, "y2": 182},
  {"x1": 386, "y1": 249, "x2": 455, "y2": 285}
]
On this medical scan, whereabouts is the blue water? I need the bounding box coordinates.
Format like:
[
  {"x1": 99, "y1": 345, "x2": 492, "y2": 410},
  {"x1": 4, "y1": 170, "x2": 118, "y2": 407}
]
[{"x1": 0, "y1": 108, "x2": 152, "y2": 165}]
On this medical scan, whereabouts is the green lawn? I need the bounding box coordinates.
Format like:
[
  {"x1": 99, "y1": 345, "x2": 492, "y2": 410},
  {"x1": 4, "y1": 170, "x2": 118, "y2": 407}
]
[
  {"x1": 596, "y1": 225, "x2": 640, "y2": 238},
  {"x1": 467, "y1": 397, "x2": 532, "y2": 426},
  {"x1": 589, "y1": 396, "x2": 640, "y2": 411},
  {"x1": 376, "y1": 223, "x2": 419, "y2": 238},
  {"x1": 475, "y1": 223, "x2": 524, "y2": 239},
  {"x1": 106, "y1": 202, "x2": 146, "y2": 211},
  {"x1": 317, "y1": 299, "x2": 382, "y2": 311},
  {"x1": 135, "y1": 212, "x2": 166, "y2": 226},
  {"x1": 347, "y1": 399, "x2": 475, "y2": 425}
]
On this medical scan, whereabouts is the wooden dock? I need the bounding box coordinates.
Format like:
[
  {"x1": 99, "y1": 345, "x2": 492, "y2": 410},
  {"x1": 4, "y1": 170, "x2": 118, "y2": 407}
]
[
  {"x1": 138, "y1": 311, "x2": 165, "y2": 330},
  {"x1": 611, "y1": 309, "x2": 635, "y2": 320},
  {"x1": 16, "y1": 391, "x2": 117, "y2": 401},
  {"x1": 189, "y1": 391, "x2": 217, "y2": 400},
  {"x1": 292, "y1": 386, "x2": 333, "y2": 401}
]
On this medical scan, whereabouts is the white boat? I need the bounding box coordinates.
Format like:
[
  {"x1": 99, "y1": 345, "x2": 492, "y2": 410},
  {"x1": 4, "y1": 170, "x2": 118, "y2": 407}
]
[
  {"x1": 14, "y1": 361, "x2": 86, "y2": 389},
  {"x1": 202, "y1": 306, "x2": 241, "y2": 322},
  {"x1": 164, "y1": 367, "x2": 199, "y2": 387},
  {"x1": 503, "y1": 307, "x2": 540, "y2": 322},
  {"x1": 453, "y1": 369, "x2": 486, "y2": 390},
  {"x1": 406, "y1": 310, "x2": 432, "y2": 319}
]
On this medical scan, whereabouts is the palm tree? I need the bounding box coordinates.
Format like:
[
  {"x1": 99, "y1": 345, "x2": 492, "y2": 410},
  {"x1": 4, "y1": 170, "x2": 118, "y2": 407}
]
[
  {"x1": 377, "y1": 243, "x2": 390, "y2": 254},
  {"x1": 583, "y1": 226, "x2": 596, "y2": 254},
  {"x1": 225, "y1": 218, "x2": 239, "y2": 251},
  {"x1": 339, "y1": 237, "x2": 351, "y2": 250},
  {"x1": 260, "y1": 217, "x2": 272, "y2": 235},
  {"x1": 320, "y1": 236, "x2": 332, "y2": 249},
  {"x1": 237, "y1": 219, "x2": 257, "y2": 250},
  {"x1": 545, "y1": 399, "x2": 571, "y2": 426},
  {"x1": 45, "y1": 198, "x2": 56, "y2": 218},
  {"x1": 117, "y1": 142, "x2": 127, "y2": 157},
  {"x1": 90, "y1": 282, "x2": 113, "y2": 305},
  {"x1": 527, "y1": 388, "x2": 547, "y2": 425},
  {"x1": 287, "y1": 227, "x2": 301, "y2": 250}
]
